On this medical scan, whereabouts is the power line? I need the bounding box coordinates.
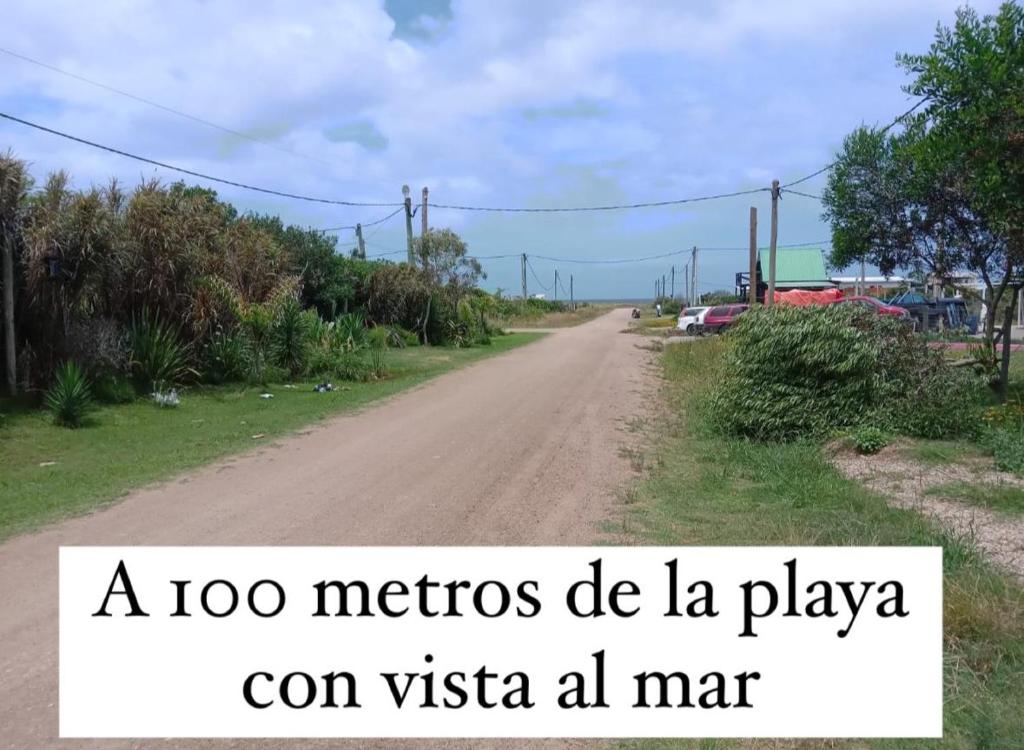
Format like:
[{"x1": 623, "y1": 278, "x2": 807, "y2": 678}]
[
  {"x1": 530, "y1": 248, "x2": 689, "y2": 265},
  {"x1": 525, "y1": 257, "x2": 553, "y2": 292},
  {"x1": 0, "y1": 46, "x2": 333, "y2": 169},
  {"x1": 427, "y1": 187, "x2": 768, "y2": 213},
  {"x1": 782, "y1": 189, "x2": 823, "y2": 200},
  {"x1": 318, "y1": 205, "x2": 405, "y2": 233},
  {"x1": 0, "y1": 111, "x2": 402, "y2": 207}
]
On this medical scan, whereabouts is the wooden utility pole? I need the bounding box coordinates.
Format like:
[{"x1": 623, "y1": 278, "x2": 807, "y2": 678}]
[
  {"x1": 748, "y1": 206, "x2": 758, "y2": 305},
  {"x1": 570, "y1": 274, "x2": 574, "y2": 310},
  {"x1": 421, "y1": 186, "x2": 429, "y2": 243},
  {"x1": 860, "y1": 256, "x2": 867, "y2": 297},
  {"x1": 402, "y1": 184, "x2": 414, "y2": 265},
  {"x1": 553, "y1": 270, "x2": 559, "y2": 301},
  {"x1": 691, "y1": 246, "x2": 698, "y2": 305},
  {"x1": 521, "y1": 253, "x2": 528, "y2": 300},
  {"x1": 684, "y1": 262, "x2": 689, "y2": 304},
  {"x1": 2, "y1": 234, "x2": 15, "y2": 395},
  {"x1": 355, "y1": 223, "x2": 366, "y2": 259},
  {"x1": 671, "y1": 266, "x2": 675, "y2": 299},
  {"x1": 661, "y1": 274, "x2": 666, "y2": 301},
  {"x1": 766, "y1": 179, "x2": 780, "y2": 307}
]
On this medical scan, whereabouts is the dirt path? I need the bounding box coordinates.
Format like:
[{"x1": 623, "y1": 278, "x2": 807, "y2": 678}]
[
  {"x1": 0, "y1": 308, "x2": 654, "y2": 750},
  {"x1": 832, "y1": 443, "x2": 1024, "y2": 581}
]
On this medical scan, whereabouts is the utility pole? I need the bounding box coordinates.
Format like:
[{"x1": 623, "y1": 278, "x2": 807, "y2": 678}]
[
  {"x1": 355, "y1": 223, "x2": 366, "y2": 260},
  {"x1": 570, "y1": 274, "x2": 574, "y2": 310},
  {"x1": 2, "y1": 233, "x2": 15, "y2": 395},
  {"x1": 661, "y1": 274, "x2": 666, "y2": 301},
  {"x1": 419, "y1": 186, "x2": 428, "y2": 268},
  {"x1": 691, "y1": 246, "x2": 698, "y2": 305},
  {"x1": 521, "y1": 253, "x2": 528, "y2": 300},
  {"x1": 860, "y1": 256, "x2": 867, "y2": 297},
  {"x1": 748, "y1": 206, "x2": 758, "y2": 305},
  {"x1": 553, "y1": 270, "x2": 558, "y2": 301},
  {"x1": 671, "y1": 266, "x2": 675, "y2": 299},
  {"x1": 766, "y1": 179, "x2": 780, "y2": 307},
  {"x1": 402, "y1": 185, "x2": 414, "y2": 265}
]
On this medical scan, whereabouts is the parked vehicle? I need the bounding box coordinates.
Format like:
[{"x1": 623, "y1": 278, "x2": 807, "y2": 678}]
[
  {"x1": 827, "y1": 295, "x2": 910, "y2": 318},
  {"x1": 701, "y1": 304, "x2": 749, "y2": 334},
  {"x1": 677, "y1": 306, "x2": 709, "y2": 334},
  {"x1": 886, "y1": 292, "x2": 972, "y2": 332}
]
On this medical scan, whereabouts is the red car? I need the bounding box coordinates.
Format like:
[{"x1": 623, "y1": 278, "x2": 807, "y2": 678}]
[
  {"x1": 701, "y1": 304, "x2": 749, "y2": 334},
  {"x1": 827, "y1": 295, "x2": 910, "y2": 318}
]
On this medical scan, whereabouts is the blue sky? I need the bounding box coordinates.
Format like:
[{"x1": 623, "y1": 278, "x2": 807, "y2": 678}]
[{"x1": 0, "y1": 0, "x2": 1003, "y2": 299}]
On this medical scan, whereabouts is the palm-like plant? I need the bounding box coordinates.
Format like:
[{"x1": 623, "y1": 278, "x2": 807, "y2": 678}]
[
  {"x1": 45, "y1": 361, "x2": 92, "y2": 427},
  {"x1": 129, "y1": 313, "x2": 195, "y2": 391}
]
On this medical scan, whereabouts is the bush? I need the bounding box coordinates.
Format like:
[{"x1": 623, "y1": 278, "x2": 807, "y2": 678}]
[
  {"x1": 64, "y1": 318, "x2": 130, "y2": 378},
  {"x1": 201, "y1": 329, "x2": 249, "y2": 384},
  {"x1": 129, "y1": 314, "x2": 195, "y2": 390},
  {"x1": 986, "y1": 426, "x2": 1024, "y2": 475},
  {"x1": 92, "y1": 375, "x2": 136, "y2": 404},
  {"x1": 334, "y1": 351, "x2": 374, "y2": 382},
  {"x1": 45, "y1": 361, "x2": 92, "y2": 428},
  {"x1": 367, "y1": 326, "x2": 389, "y2": 379},
  {"x1": 708, "y1": 305, "x2": 984, "y2": 441},
  {"x1": 852, "y1": 426, "x2": 889, "y2": 455},
  {"x1": 271, "y1": 298, "x2": 313, "y2": 377}
]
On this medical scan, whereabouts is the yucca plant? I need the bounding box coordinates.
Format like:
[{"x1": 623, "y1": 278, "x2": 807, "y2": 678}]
[
  {"x1": 129, "y1": 313, "x2": 195, "y2": 391},
  {"x1": 334, "y1": 312, "x2": 368, "y2": 352},
  {"x1": 271, "y1": 298, "x2": 312, "y2": 377},
  {"x1": 45, "y1": 361, "x2": 93, "y2": 428}
]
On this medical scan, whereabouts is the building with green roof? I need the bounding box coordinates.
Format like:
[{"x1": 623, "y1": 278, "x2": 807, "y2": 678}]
[{"x1": 736, "y1": 247, "x2": 834, "y2": 301}]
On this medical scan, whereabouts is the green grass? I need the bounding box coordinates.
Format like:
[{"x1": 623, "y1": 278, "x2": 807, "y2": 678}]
[
  {"x1": 0, "y1": 333, "x2": 543, "y2": 540},
  {"x1": 925, "y1": 481, "x2": 1024, "y2": 515},
  {"x1": 621, "y1": 339, "x2": 1024, "y2": 750},
  {"x1": 494, "y1": 303, "x2": 614, "y2": 328}
]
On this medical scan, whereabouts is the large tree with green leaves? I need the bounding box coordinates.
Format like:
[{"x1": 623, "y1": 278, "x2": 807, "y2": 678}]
[{"x1": 823, "y1": 2, "x2": 1024, "y2": 398}]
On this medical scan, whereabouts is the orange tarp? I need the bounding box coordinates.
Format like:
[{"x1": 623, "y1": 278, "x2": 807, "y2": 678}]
[{"x1": 773, "y1": 288, "x2": 844, "y2": 306}]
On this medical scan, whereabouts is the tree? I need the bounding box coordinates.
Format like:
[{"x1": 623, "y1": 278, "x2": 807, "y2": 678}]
[
  {"x1": 414, "y1": 228, "x2": 483, "y2": 296},
  {"x1": 823, "y1": 2, "x2": 1024, "y2": 398}
]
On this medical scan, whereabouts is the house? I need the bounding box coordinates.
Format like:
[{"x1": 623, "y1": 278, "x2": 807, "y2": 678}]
[{"x1": 735, "y1": 247, "x2": 834, "y2": 302}]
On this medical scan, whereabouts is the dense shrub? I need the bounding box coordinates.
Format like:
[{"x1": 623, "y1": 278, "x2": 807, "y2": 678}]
[
  {"x1": 129, "y1": 314, "x2": 195, "y2": 390},
  {"x1": 986, "y1": 426, "x2": 1024, "y2": 475},
  {"x1": 852, "y1": 426, "x2": 889, "y2": 455},
  {"x1": 92, "y1": 375, "x2": 136, "y2": 404},
  {"x1": 201, "y1": 329, "x2": 248, "y2": 384},
  {"x1": 45, "y1": 361, "x2": 92, "y2": 427},
  {"x1": 64, "y1": 318, "x2": 130, "y2": 379},
  {"x1": 708, "y1": 305, "x2": 984, "y2": 441},
  {"x1": 270, "y1": 298, "x2": 313, "y2": 377}
]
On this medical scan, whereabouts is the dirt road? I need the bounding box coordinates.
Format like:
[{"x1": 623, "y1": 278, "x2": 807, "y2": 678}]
[{"x1": 0, "y1": 308, "x2": 654, "y2": 749}]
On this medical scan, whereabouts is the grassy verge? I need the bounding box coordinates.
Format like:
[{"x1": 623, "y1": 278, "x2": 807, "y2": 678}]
[
  {"x1": 925, "y1": 482, "x2": 1024, "y2": 515},
  {"x1": 621, "y1": 339, "x2": 1024, "y2": 750},
  {"x1": 495, "y1": 303, "x2": 614, "y2": 328},
  {"x1": 0, "y1": 333, "x2": 543, "y2": 540}
]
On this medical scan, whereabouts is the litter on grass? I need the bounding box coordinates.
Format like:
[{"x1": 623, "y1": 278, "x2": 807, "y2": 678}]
[{"x1": 314, "y1": 382, "x2": 334, "y2": 393}]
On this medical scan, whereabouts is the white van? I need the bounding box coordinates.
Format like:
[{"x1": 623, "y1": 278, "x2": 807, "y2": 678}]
[{"x1": 677, "y1": 306, "x2": 710, "y2": 334}]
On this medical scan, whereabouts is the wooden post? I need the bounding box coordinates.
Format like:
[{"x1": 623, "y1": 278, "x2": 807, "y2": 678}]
[
  {"x1": 402, "y1": 184, "x2": 414, "y2": 265},
  {"x1": 419, "y1": 186, "x2": 428, "y2": 268},
  {"x1": 553, "y1": 270, "x2": 558, "y2": 301},
  {"x1": 355, "y1": 223, "x2": 366, "y2": 259},
  {"x1": 2, "y1": 234, "x2": 15, "y2": 395},
  {"x1": 521, "y1": 253, "x2": 528, "y2": 300},
  {"x1": 748, "y1": 206, "x2": 758, "y2": 305},
  {"x1": 766, "y1": 179, "x2": 780, "y2": 307},
  {"x1": 684, "y1": 262, "x2": 689, "y2": 305},
  {"x1": 570, "y1": 275, "x2": 574, "y2": 310},
  {"x1": 691, "y1": 246, "x2": 698, "y2": 305},
  {"x1": 860, "y1": 256, "x2": 867, "y2": 297},
  {"x1": 671, "y1": 266, "x2": 675, "y2": 299}
]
